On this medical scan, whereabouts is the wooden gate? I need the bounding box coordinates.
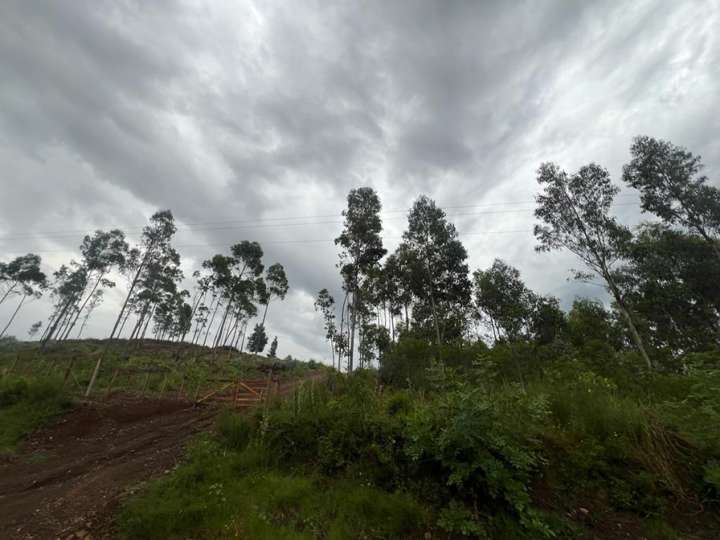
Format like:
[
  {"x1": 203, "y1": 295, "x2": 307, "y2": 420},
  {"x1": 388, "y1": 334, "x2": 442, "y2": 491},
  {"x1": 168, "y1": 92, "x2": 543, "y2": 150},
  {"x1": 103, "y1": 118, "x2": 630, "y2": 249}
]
[{"x1": 196, "y1": 377, "x2": 275, "y2": 409}]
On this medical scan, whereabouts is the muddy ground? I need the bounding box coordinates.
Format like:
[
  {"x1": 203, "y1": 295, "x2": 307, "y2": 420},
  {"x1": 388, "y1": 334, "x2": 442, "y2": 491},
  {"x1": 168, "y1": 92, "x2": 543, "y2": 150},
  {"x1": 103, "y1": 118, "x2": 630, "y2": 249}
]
[{"x1": 0, "y1": 395, "x2": 214, "y2": 540}]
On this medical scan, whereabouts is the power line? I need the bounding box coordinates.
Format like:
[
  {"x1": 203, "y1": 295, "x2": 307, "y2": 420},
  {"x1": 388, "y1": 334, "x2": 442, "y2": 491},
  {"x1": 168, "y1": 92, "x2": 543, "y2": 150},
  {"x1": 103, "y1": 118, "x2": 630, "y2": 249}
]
[
  {"x1": 0, "y1": 229, "x2": 538, "y2": 255},
  {"x1": 0, "y1": 199, "x2": 639, "y2": 242}
]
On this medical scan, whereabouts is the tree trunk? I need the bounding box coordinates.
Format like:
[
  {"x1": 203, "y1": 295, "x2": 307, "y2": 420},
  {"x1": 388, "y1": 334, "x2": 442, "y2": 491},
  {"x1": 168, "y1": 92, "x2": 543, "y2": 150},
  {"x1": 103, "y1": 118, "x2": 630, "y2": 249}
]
[
  {"x1": 0, "y1": 295, "x2": 25, "y2": 338},
  {"x1": 349, "y1": 275, "x2": 361, "y2": 373},
  {"x1": 41, "y1": 309, "x2": 58, "y2": 342},
  {"x1": 203, "y1": 297, "x2": 221, "y2": 347},
  {"x1": 130, "y1": 301, "x2": 150, "y2": 341},
  {"x1": 390, "y1": 311, "x2": 395, "y2": 342},
  {"x1": 191, "y1": 318, "x2": 203, "y2": 344},
  {"x1": 55, "y1": 305, "x2": 75, "y2": 342},
  {"x1": 428, "y1": 291, "x2": 441, "y2": 346},
  {"x1": 140, "y1": 304, "x2": 156, "y2": 340},
  {"x1": 349, "y1": 292, "x2": 356, "y2": 372},
  {"x1": 42, "y1": 296, "x2": 75, "y2": 348},
  {"x1": 118, "y1": 308, "x2": 132, "y2": 337},
  {"x1": 0, "y1": 283, "x2": 18, "y2": 306},
  {"x1": 188, "y1": 290, "x2": 206, "y2": 344},
  {"x1": 85, "y1": 249, "x2": 152, "y2": 397},
  {"x1": 77, "y1": 313, "x2": 91, "y2": 339},
  {"x1": 108, "y1": 261, "x2": 146, "y2": 342},
  {"x1": 605, "y1": 272, "x2": 652, "y2": 370},
  {"x1": 338, "y1": 292, "x2": 348, "y2": 370},
  {"x1": 213, "y1": 299, "x2": 232, "y2": 348},
  {"x1": 63, "y1": 272, "x2": 106, "y2": 341},
  {"x1": 226, "y1": 316, "x2": 239, "y2": 347},
  {"x1": 234, "y1": 320, "x2": 246, "y2": 350},
  {"x1": 59, "y1": 306, "x2": 79, "y2": 341},
  {"x1": 129, "y1": 314, "x2": 142, "y2": 340},
  {"x1": 239, "y1": 324, "x2": 248, "y2": 353}
]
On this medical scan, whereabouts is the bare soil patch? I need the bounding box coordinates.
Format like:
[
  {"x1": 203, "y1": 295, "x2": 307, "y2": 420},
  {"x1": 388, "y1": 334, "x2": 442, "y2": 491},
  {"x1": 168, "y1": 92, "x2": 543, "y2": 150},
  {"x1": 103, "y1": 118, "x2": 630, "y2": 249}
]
[{"x1": 0, "y1": 394, "x2": 213, "y2": 540}]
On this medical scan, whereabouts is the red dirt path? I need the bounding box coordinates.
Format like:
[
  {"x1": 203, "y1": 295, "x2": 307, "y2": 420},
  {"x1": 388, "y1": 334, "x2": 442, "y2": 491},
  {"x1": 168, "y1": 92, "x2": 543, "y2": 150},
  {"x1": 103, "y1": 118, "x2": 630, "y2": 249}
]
[{"x1": 0, "y1": 395, "x2": 214, "y2": 540}]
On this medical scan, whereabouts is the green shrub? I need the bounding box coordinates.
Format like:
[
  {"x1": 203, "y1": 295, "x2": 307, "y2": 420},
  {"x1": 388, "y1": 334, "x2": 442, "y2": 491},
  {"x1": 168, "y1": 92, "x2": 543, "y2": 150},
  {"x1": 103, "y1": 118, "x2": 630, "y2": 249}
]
[
  {"x1": 380, "y1": 337, "x2": 487, "y2": 389},
  {"x1": 703, "y1": 461, "x2": 720, "y2": 496},
  {"x1": 386, "y1": 390, "x2": 414, "y2": 417},
  {"x1": 217, "y1": 410, "x2": 255, "y2": 451},
  {"x1": 120, "y1": 352, "x2": 720, "y2": 539},
  {"x1": 119, "y1": 436, "x2": 427, "y2": 540},
  {"x1": 406, "y1": 383, "x2": 552, "y2": 536},
  {"x1": 0, "y1": 375, "x2": 70, "y2": 452}
]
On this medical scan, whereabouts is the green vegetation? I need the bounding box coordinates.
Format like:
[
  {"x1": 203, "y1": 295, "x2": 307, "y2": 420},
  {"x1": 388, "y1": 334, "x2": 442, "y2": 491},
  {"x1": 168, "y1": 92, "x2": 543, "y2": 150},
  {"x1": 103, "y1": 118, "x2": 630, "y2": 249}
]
[
  {"x1": 0, "y1": 340, "x2": 322, "y2": 400},
  {"x1": 119, "y1": 352, "x2": 720, "y2": 538},
  {"x1": 2, "y1": 136, "x2": 720, "y2": 537},
  {"x1": 0, "y1": 374, "x2": 70, "y2": 453}
]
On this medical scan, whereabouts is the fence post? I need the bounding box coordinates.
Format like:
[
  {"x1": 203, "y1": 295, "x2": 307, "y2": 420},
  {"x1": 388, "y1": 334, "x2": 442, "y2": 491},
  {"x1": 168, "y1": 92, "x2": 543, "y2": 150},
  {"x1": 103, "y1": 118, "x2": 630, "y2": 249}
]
[{"x1": 105, "y1": 368, "x2": 120, "y2": 399}]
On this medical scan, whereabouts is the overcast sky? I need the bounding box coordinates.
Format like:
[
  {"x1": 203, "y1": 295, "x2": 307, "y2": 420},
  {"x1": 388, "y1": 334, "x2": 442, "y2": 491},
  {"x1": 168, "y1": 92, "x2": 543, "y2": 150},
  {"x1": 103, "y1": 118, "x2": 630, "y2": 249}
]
[{"x1": 1, "y1": 0, "x2": 718, "y2": 361}]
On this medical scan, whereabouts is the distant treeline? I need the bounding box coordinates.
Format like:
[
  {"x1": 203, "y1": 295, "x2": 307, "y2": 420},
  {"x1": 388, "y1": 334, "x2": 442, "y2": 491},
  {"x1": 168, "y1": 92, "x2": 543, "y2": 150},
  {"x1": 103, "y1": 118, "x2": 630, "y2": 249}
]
[{"x1": 315, "y1": 136, "x2": 720, "y2": 371}]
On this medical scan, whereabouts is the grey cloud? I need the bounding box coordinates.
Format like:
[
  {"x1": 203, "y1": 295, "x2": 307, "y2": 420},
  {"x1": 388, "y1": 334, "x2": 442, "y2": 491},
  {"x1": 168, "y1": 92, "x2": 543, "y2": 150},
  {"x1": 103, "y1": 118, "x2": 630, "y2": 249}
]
[{"x1": 1, "y1": 0, "x2": 718, "y2": 360}]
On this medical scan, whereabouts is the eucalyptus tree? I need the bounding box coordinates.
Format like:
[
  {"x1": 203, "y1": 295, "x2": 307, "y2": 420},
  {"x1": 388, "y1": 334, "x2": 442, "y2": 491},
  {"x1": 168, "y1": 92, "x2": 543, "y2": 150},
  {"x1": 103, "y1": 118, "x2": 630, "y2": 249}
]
[
  {"x1": 398, "y1": 196, "x2": 471, "y2": 344},
  {"x1": 226, "y1": 293, "x2": 257, "y2": 348},
  {"x1": 105, "y1": 210, "x2": 178, "y2": 343},
  {"x1": 473, "y1": 259, "x2": 535, "y2": 342},
  {"x1": 233, "y1": 298, "x2": 258, "y2": 350},
  {"x1": 201, "y1": 287, "x2": 223, "y2": 347},
  {"x1": 218, "y1": 277, "x2": 256, "y2": 347},
  {"x1": 210, "y1": 242, "x2": 264, "y2": 348},
  {"x1": 187, "y1": 270, "x2": 212, "y2": 342},
  {"x1": 191, "y1": 302, "x2": 210, "y2": 344},
  {"x1": 153, "y1": 290, "x2": 191, "y2": 341},
  {"x1": 28, "y1": 321, "x2": 43, "y2": 339},
  {"x1": 86, "y1": 210, "x2": 178, "y2": 396},
  {"x1": 314, "y1": 288, "x2": 337, "y2": 368},
  {"x1": 0, "y1": 253, "x2": 47, "y2": 306},
  {"x1": 42, "y1": 263, "x2": 88, "y2": 346},
  {"x1": 528, "y1": 295, "x2": 567, "y2": 346},
  {"x1": 358, "y1": 319, "x2": 390, "y2": 369},
  {"x1": 128, "y1": 247, "x2": 183, "y2": 341},
  {"x1": 59, "y1": 229, "x2": 129, "y2": 340},
  {"x1": 268, "y1": 336, "x2": 278, "y2": 358},
  {"x1": 624, "y1": 223, "x2": 720, "y2": 353},
  {"x1": 335, "y1": 187, "x2": 386, "y2": 371},
  {"x1": 76, "y1": 290, "x2": 104, "y2": 339},
  {"x1": 247, "y1": 323, "x2": 268, "y2": 354},
  {"x1": 623, "y1": 136, "x2": 720, "y2": 259},
  {"x1": 176, "y1": 301, "x2": 193, "y2": 342},
  {"x1": 0, "y1": 286, "x2": 43, "y2": 339},
  {"x1": 259, "y1": 263, "x2": 289, "y2": 325},
  {"x1": 379, "y1": 253, "x2": 411, "y2": 341},
  {"x1": 534, "y1": 162, "x2": 652, "y2": 369},
  {"x1": 567, "y1": 298, "x2": 623, "y2": 350},
  {"x1": 384, "y1": 251, "x2": 413, "y2": 336},
  {"x1": 201, "y1": 254, "x2": 235, "y2": 346},
  {"x1": 0, "y1": 254, "x2": 47, "y2": 339}
]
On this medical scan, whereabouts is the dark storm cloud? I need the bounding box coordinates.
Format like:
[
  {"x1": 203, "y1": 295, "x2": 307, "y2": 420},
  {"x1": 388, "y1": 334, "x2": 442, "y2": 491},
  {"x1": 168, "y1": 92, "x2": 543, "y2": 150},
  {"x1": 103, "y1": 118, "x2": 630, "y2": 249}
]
[{"x1": 1, "y1": 0, "x2": 718, "y2": 359}]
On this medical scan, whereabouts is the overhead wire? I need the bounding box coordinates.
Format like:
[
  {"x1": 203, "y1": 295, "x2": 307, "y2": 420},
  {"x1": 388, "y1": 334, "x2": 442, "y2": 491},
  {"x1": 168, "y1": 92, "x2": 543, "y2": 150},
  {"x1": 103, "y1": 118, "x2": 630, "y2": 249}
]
[
  {"x1": 0, "y1": 198, "x2": 639, "y2": 241},
  {"x1": 0, "y1": 195, "x2": 640, "y2": 255}
]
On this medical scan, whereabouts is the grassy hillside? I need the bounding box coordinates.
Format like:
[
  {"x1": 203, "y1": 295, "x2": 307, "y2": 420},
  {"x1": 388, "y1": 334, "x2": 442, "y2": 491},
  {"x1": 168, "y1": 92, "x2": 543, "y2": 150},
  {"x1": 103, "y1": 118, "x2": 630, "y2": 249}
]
[
  {"x1": 118, "y1": 345, "x2": 720, "y2": 539},
  {"x1": 0, "y1": 339, "x2": 324, "y2": 453},
  {"x1": 0, "y1": 339, "x2": 321, "y2": 394}
]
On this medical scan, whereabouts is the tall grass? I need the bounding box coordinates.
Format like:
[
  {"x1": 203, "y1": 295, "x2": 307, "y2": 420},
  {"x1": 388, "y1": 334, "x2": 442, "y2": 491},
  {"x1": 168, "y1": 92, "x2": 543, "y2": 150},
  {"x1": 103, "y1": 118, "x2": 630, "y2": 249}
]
[{"x1": 0, "y1": 374, "x2": 71, "y2": 452}]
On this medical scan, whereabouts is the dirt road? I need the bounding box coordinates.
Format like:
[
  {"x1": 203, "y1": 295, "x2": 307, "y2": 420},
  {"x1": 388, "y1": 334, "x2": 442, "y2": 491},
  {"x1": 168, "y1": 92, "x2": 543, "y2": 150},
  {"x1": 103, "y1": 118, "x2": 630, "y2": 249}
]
[{"x1": 0, "y1": 395, "x2": 214, "y2": 540}]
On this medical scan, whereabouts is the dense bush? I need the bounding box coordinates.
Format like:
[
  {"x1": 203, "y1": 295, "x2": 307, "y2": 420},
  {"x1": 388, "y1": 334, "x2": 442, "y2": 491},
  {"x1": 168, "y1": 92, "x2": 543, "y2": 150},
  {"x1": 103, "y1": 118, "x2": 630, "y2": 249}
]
[
  {"x1": 379, "y1": 338, "x2": 487, "y2": 388},
  {"x1": 405, "y1": 383, "x2": 552, "y2": 536},
  {"x1": 121, "y1": 344, "x2": 720, "y2": 539}
]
